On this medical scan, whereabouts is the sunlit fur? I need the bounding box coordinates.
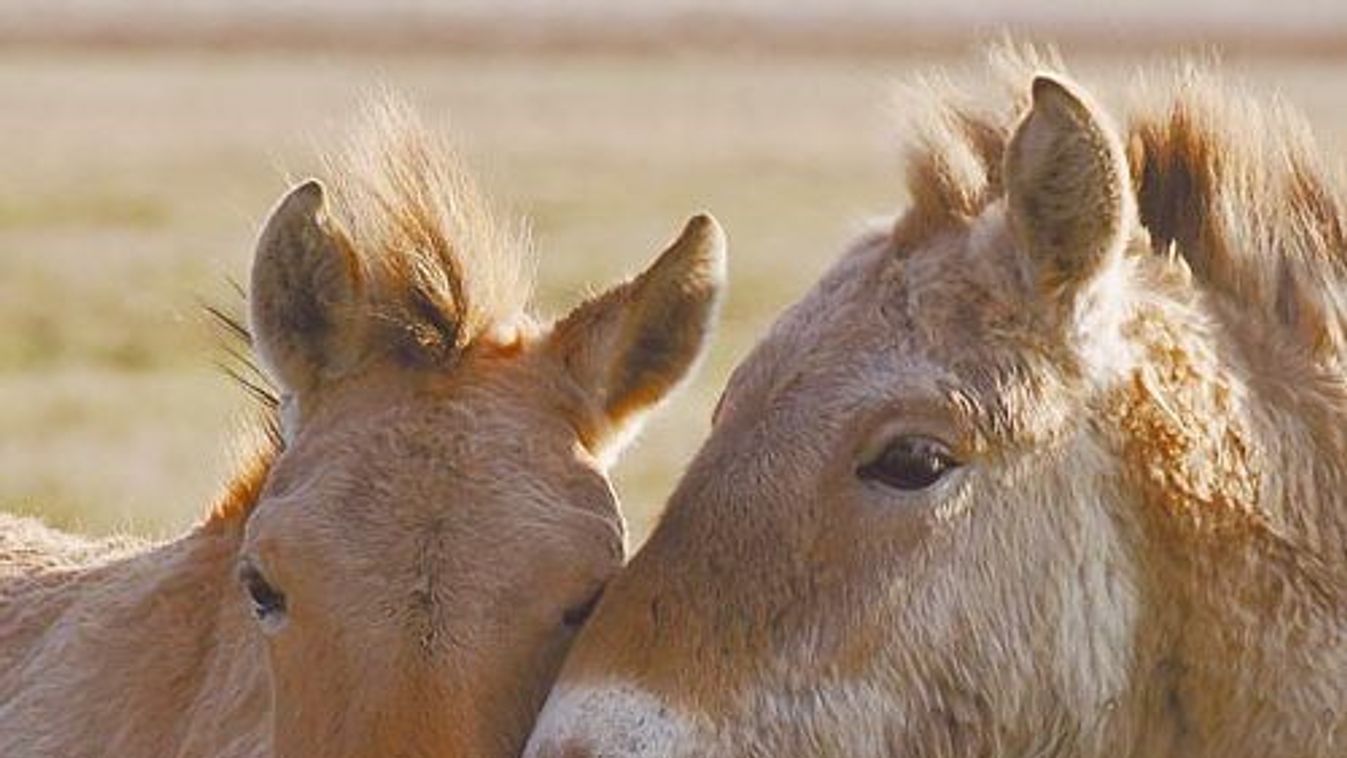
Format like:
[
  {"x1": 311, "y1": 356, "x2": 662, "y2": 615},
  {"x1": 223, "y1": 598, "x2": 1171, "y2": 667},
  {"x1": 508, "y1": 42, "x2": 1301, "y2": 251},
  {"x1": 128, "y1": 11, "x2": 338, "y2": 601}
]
[
  {"x1": 0, "y1": 101, "x2": 725, "y2": 758},
  {"x1": 529, "y1": 49, "x2": 1347, "y2": 757},
  {"x1": 316, "y1": 101, "x2": 532, "y2": 366}
]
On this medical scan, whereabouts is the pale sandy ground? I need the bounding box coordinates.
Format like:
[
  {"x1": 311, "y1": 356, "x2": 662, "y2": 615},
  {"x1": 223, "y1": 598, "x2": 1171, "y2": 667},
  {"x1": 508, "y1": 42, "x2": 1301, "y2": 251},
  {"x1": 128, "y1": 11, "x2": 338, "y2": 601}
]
[{"x1": 2, "y1": 30, "x2": 1345, "y2": 543}]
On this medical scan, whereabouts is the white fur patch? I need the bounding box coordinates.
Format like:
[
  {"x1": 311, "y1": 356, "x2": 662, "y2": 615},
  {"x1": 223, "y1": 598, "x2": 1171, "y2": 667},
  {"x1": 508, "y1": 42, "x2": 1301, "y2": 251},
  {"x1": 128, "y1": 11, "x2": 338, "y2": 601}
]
[
  {"x1": 1072, "y1": 256, "x2": 1137, "y2": 386},
  {"x1": 524, "y1": 682, "x2": 690, "y2": 757}
]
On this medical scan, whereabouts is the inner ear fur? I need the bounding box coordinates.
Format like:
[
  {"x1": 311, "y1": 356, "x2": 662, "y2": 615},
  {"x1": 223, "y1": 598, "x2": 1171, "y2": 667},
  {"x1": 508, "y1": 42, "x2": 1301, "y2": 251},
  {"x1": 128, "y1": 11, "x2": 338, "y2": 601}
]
[
  {"x1": 550, "y1": 213, "x2": 727, "y2": 456},
  {"x1": 249, "y1": 179, "x2": 368, "y2": 396},
  {"x1": 1005, "y1": 74, "x2": 1135, "y2": 300}
]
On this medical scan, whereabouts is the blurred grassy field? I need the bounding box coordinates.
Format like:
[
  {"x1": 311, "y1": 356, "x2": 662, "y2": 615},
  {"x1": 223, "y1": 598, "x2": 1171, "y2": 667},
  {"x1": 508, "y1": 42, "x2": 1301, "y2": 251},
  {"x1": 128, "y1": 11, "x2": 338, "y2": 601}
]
[{"x1": 3, "y1": 47, "x2": 1345, "y2": 544}]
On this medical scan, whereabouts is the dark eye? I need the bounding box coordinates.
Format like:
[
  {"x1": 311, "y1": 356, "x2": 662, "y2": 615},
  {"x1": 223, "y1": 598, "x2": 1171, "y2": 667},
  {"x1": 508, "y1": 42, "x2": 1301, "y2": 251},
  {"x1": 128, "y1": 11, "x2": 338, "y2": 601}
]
[
  {"x1": 858, "y1": 436, "x2": 961, "y2": 491},
  {"x1": 239, "y1": 564, "x2": 286, "y2": 622},
  {"x1": 562, "y1": 586, "x2": 604, "y2": 629}
]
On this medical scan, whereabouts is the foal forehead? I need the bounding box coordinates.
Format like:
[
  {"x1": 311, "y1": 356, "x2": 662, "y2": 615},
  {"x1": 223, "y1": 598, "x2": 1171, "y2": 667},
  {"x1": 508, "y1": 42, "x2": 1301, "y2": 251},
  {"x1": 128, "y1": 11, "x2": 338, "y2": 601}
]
[
  {"x1": 257, "y1": 396, "x2": 609, "y2": 558},
  {"x1": 353, "y1": 394, "x2": 587, "y2": 495},
  {"x1": 264, "y1": 372, "x2": 590, "y2": 520}
]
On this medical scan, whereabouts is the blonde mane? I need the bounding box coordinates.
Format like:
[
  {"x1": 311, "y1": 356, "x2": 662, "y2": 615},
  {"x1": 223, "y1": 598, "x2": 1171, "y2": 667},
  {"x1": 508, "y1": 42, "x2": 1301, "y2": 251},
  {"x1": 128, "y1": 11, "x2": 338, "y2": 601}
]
[
  {"x1": 898, "y1": 49, "x2": 1347, "y2": 366},
  {"x1": 322, "y1": 99, "x2": 534, "y2": 364},
  {"x1": 208, "y1": 100, "x2": 535, "y2": 527}
]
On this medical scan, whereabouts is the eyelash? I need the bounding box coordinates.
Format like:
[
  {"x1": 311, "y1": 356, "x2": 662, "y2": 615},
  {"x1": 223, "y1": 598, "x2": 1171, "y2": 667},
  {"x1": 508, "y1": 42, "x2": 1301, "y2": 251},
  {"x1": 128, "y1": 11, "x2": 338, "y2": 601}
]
[{"x1": 239, "y1": 564, "x2": 287, "y2": 622}]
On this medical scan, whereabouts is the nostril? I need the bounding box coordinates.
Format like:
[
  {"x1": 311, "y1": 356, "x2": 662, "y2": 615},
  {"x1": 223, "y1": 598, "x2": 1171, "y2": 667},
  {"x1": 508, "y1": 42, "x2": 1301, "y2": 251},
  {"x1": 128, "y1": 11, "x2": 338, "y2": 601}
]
[{"x1": 562, "y1": 586, "x2": 604, "y2": 628}]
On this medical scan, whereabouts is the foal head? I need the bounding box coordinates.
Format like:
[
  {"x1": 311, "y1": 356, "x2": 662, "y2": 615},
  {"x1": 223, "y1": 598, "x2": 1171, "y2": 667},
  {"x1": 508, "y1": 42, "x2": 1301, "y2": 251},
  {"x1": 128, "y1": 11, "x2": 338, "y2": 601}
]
[{"x1": 226, "y1": 106, "x2": 724, "y2": 757}]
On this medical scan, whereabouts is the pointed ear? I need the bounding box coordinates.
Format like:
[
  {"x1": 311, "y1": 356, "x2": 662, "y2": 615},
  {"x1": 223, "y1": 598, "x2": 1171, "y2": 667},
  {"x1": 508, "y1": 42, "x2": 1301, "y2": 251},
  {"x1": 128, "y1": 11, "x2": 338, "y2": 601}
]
[
  {"x1": 550, "y1": 213, "x2": 727, "y2": 457},
  {"x1": 249, "y1": 180, "x2": 367, "y2": 396},
  {"x1": 1005, "y1": 75, "x2": 1134, "y2": 301}
]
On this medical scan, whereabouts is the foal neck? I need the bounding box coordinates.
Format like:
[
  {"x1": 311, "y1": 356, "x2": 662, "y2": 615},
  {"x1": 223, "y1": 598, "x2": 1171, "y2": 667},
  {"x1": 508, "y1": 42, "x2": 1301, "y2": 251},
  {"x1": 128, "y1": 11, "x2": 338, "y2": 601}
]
[{"x1": 0, "y1": 520, "x2": 269, "y2": 756}]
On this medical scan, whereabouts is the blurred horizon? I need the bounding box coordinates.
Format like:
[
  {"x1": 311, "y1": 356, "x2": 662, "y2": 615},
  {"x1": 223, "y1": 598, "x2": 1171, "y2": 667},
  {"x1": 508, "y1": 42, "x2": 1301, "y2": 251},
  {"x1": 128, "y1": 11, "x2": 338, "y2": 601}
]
[
  {"x1": 3, "y1": 1, "x2": 1347, "y2": 56},
  {"x1": 3, "y1": 3, "x2": 1345, "y2": 544}
]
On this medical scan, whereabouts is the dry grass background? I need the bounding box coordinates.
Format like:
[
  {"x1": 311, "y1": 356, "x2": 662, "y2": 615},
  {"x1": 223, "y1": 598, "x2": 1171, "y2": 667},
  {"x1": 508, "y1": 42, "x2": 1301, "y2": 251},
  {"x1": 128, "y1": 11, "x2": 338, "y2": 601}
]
[{"x1": 2, "y1": 33, "x2": 1345, "y2": 544}]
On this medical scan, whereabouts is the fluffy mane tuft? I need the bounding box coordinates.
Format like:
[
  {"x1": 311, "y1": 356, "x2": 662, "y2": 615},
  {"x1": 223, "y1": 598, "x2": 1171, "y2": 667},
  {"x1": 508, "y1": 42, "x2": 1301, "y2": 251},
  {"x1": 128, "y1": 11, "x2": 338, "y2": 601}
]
[{"x1": 897, "y1": 45, "x2": 1347, "y2": 365}]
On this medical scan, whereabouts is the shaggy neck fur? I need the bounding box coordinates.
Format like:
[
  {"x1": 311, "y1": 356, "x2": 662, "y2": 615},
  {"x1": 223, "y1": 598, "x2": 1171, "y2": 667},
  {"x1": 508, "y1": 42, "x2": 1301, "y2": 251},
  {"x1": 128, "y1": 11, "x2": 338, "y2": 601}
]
[
  {"x1": 0, "y1": 512, "x2": 271, "y2": 757},
  {"x1": 1106, "y1": 272, "x2": 1347, "y2": 755},
  {"x1": 1124, "y1": 81, "x2": 1347, "y2": 757},
  {"x1": 901, "y1": 51, "x2": 1347, "y2": 754}
]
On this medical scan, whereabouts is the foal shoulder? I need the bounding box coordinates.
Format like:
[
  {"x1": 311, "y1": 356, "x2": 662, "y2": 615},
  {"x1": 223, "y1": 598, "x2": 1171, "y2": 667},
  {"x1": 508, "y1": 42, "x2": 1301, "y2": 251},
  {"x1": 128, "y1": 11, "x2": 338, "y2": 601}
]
[{"x1": 0, "y1": 512, "x2": 143, "y2": 581}]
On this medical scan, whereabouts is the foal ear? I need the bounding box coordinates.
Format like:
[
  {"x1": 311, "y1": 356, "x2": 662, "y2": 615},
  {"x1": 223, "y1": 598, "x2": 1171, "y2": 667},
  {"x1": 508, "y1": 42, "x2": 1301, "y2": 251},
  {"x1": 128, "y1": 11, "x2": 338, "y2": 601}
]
[
  {"x1": 1005, "y1": 75, "x2": 1133, "y2": 300},
  {"x1": 249, "y1": 180, "x2": 367, "y2": 395},
  {"x1": 550, "y1": 214, "x2": 727, "y2": 457}
]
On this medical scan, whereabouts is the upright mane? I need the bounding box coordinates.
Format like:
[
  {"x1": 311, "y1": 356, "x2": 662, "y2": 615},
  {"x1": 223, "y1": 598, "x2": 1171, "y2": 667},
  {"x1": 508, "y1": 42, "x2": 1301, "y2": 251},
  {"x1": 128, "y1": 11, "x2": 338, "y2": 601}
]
[
  {"x1": 208, "y1": 99, "x2": 535, "y2": 528},
  {"x1": 898, "y1": 48, "x2": 1347, "y2": 368},
  {"x1": 321, "y1": 99, "x2": 534, "y2": 364}
]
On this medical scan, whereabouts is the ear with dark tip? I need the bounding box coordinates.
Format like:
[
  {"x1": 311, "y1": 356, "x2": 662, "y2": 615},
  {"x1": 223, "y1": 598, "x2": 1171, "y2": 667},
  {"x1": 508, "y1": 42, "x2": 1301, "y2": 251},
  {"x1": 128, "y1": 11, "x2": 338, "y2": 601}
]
[
  {"x1": 249, "y1": 179, "x2": 367, "y2": 397},
  {"x1": 1005, "y1": 75, "x2": 1134, "y2": 300},
  {"x1": 550, "y1": 213, "x2": 727, "y2": 458}
]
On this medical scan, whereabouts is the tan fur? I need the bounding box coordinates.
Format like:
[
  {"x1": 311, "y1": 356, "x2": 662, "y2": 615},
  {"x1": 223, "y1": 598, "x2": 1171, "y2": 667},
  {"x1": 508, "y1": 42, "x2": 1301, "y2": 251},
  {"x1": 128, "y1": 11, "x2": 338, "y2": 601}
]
[
  {"x1": 548, "y1": 214, "x2": 727, "y2": 451},
  {"x1": 1005, "y1": 75, "x2": 1134, "y2": 301},
  {"x1": 1, "y1": 101, "x2": 726, "y2": 758},
  {"x1": 530, "y1": 50, "x2": 1347, "y2": 757},
  {"x1": 206, "y1": 430, "x2": 281, "y2": 530},
  {"x1": 318, "y1": 101, "x2": 531, "y2": 364}
]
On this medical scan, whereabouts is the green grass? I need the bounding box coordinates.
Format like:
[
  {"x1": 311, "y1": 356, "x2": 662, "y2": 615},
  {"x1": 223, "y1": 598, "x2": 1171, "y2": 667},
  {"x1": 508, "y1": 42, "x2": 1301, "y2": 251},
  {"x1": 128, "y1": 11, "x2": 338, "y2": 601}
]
[{"x1": 3, "y1": 48, "x2": 1345, "y2": 543}]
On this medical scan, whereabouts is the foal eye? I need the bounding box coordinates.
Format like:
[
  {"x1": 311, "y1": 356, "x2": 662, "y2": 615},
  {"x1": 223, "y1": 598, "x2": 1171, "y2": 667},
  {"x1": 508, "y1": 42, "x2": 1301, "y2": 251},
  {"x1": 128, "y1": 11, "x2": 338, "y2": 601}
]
[
  {"x1": 858, "y1": 436, "x2": 961, "y2": 491},
  {"x1": 562, "y1": 587, "x2": 604, "y2": 629},
  {"x1": 238, "y1": 564, "x2": 287, "y2": 622}
]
